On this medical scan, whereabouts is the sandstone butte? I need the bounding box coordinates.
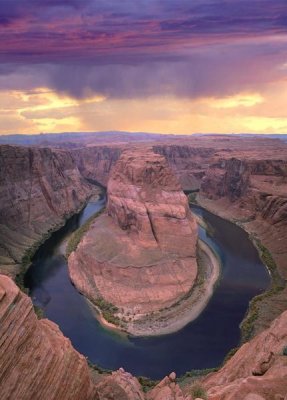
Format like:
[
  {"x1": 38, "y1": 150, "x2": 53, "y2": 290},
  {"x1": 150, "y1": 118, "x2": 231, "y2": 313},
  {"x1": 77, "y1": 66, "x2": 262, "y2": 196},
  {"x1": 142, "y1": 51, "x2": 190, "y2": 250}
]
[
  {"x1": 1, "y1": 273, "x2": 287, "y2": 400},
  {"x1": 68, "y1": 148, "x2": 200, "y2": 334}
]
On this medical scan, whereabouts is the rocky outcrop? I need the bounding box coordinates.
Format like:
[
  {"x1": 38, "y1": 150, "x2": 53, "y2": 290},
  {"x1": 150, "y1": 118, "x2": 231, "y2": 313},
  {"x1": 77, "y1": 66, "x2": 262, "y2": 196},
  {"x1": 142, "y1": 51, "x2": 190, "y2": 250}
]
[
  {"x1": 69, "y1": 148, "x2": 199, "y2": 334},
  {"x1": 0, "y1": 145, "x2": 93, "y2": 278},
  {"x1": 0, "y1": 274, "x2": 96, "y2": 400},
  {"x1": 147, "y1": 373, "x2": 191, "y2": 400},
  {"x1": 96, "y1": 368, "x2": 145, "y2": 400},
  {"x1": 202, "y1": 309, "x2": 287, "y2": 400}
]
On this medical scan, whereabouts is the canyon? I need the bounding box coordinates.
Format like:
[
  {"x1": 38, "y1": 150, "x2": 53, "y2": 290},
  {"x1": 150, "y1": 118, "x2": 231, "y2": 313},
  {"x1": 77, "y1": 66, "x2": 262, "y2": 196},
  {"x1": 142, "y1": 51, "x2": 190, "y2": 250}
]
[
  {"x1": 0, "y1": 133, "x2": 287, "y2": 399},
  {"x1": 1, "y1": 272, "x2": 287, "y2": 400}
]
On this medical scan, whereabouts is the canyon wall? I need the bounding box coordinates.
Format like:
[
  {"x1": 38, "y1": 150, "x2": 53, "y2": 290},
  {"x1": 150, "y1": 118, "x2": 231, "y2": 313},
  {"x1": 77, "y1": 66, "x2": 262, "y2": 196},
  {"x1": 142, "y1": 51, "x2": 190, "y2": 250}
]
[
  {"x1": 0, "y1": 274, "x2": 192, "y2": 400},
  {"x1": 202, "y1": 309, "x2": 287, "y2": 400},
  {"x1": 153, "y1": 144, "x2": 216, "y2": 191},
  {"x1": 0, "y1": 145, "x2": 93, "y2": 278},
  {"x1": 71, "y1": 143, "x2": 216, "y2": 190},
  {"x1": 0, "y1": 274, "x2": 96, "y2": 400},
  {"x1": 71, "y1": 145, "x2": 122, "y2": 186},
  {"x1": 200, "y1": 156, "x2": 287, "y2": 276},
  {"x1": 199, "y1": 155, "x2": 287, "y2": 336},
  {"x1": 1, "y1": 272, "x2": 287, "y2": 400}
]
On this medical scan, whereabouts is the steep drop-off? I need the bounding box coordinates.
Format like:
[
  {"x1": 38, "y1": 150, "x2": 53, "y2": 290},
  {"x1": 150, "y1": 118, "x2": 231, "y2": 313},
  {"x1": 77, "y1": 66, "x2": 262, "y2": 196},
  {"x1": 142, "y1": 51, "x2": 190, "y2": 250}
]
[
  {"x1": 70, "y1": 143, "x2": 216, "y2": 191},
  {"x1": 0, "y1": 145, "x2": 93, "y2": 278},
  {"x1": 202, "y1": 309, "x2": 287, "y2": 400},
  {"x1": 199, "y1": 155, "x2": 287, "y2": 336},
  {"x1": 0, "y1": 274, "x2": 192, "y2": 400},
  {"x1": 0, "y1": 274, "x2": 96, "y2": 400},
  {"x1": 69, "y1": 148, "x2": 200, "y2": 335}
]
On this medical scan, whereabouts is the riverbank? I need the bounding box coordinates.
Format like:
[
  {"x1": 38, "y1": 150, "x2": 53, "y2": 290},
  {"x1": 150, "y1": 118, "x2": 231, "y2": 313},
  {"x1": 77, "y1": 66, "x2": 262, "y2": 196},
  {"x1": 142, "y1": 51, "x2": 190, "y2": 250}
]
[
  {"x1": 195, "y1": 194, "x2": 287, "y2": 342},
  {"x1": 86, "y1": 239, "x2": 221, "y2": 337}
]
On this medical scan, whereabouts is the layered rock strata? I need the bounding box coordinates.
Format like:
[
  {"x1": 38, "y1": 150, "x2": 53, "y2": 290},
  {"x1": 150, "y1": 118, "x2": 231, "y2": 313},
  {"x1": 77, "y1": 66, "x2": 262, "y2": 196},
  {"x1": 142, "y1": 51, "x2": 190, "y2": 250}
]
[
  {"x1": 1, "y1": 273, "x2": 286, "y2": 400},
  {"x1": 0, "y1": 274, "x2": 96, "y2": 400},
  {"x1": 0, "y1": 145, "x2": 93, "y2": 278},
  {"x1": 0, "y1": 274, "x2": 196, "y2": 400},
  {"x1": 69, "y1": 148, "x2": 199, "y2": 334},
  {"x1": 199, "y1": 156, "x2": 287, "y2": 336},
  {"x1": 201, "y1": 309, "x2": 287, "y2": 400}
]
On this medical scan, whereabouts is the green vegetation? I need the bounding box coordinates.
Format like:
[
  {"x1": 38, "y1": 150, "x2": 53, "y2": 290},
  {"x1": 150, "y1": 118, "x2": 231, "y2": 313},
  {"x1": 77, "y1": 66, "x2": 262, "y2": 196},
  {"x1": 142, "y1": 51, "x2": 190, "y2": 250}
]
[
  {"x1": 94, "y1": 296, "x2": 122, "y2": 326},
  {"x1": 66, "y1": 208, "x2": 104, "y2": 258},
  {"x1": 137, "y1": 376, "x2": 159, "y2": 392},
  {"x1": 283, "y1": 346, "x2": 287, "y2": 356},
  {"x1": 15, "y1": 270, "x2": 29, "y2": 294},
  {"x1": 223, "y1": 347, "x2": 239, "y2": 364},
  {"x1": 188, "y1": 192, "x2": 198, "y2": 204},
  {"x1": 190, "y1": 384, "x2": 208, "y2": 400},
  {"x1": 178, "y1": 368, "x2": 218, "y2": 383},
  {"x1": 34, "y1": 305, "x2": 44, "y2": 319},
  {"x1": 240, "y1": 240, "x2": 286, "y2": 343},
  {"x1": 88, "y1": 361, "x2": 113, "y2": 375}
]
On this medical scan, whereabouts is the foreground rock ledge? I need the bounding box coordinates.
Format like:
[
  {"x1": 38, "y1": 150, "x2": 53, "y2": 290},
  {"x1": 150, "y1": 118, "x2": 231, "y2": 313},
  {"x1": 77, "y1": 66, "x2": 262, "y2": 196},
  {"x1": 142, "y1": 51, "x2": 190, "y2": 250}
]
[{"x1": 68, "y1": 148, "x2": 203, "y2": 335}]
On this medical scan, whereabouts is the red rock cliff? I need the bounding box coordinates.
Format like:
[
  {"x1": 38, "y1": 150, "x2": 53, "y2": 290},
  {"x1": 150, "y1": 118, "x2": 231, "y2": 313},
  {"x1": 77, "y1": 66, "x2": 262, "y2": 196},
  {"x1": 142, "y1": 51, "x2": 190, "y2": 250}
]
[
  {"x1": 0, "y1": 274, "x2": 96, "y2": 400},
  {"x1": 0, "y1": 145, "x2": 93, "y2": 278}
]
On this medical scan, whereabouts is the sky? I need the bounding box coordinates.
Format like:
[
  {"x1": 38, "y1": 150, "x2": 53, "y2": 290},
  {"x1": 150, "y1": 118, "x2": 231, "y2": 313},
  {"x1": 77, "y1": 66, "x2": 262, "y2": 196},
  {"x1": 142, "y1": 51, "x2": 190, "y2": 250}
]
[{"x1": 1, "y1": 0, "x2": 287, "y2": 135}]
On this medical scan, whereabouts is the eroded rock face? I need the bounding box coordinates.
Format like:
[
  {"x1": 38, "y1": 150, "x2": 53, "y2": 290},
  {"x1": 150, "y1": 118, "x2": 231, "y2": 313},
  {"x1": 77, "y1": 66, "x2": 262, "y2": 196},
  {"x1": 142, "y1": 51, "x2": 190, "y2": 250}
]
[
  {"x1": 199, "y1": 155, "x2": 287, "y2": 334},
  {"x1": 107, "y1": 148, "x2": 198, "y2": 256},
  {"x1": 71, "y1": 145, "x2": 122, "y2": 186},
  {"x1": 147, "y1": 373, "x2": 191, "y2": 400},
  {"x1": 202, "y1": 309, "x2": 287, "y2": 400},
  {"x1": 96, "y1": 368, "x2": 145, "y2": 400},
  {"x1": 0, "y1": 145, "x2": 93, "y2": 278},
  {"x1": 0, "y1": 274, "x2": 96, "y2": 400},
  {"x1": 69, "y1": 148, "x2": 198, "y2": 330}
]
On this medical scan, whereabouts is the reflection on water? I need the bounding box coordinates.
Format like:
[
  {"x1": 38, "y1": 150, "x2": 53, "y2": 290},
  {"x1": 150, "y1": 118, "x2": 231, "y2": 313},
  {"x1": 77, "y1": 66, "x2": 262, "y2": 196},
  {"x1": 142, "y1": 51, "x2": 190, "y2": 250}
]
[{"x1": 25, "y1": 199, "x2": 270, "y2": 379}]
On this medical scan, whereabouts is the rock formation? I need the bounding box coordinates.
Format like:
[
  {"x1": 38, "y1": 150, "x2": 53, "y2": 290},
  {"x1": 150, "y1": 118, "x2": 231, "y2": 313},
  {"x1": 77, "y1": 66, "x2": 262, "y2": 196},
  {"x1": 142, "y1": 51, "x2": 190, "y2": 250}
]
[
  {"x1": 0, "y1": 145, "x2": 93, "y2": 278},
  {"x1": 202, "y1": 309, "x2": 287, "y2": 400},
  {"x1": 0, "y1": 274, "x2": 96, "y2": 400},
  {"x1": 69, "y1": 148, "x2": 199, "y2": 334},
  {"x1": 107, "y1": 148, "x2": 198, "y2": 256}
]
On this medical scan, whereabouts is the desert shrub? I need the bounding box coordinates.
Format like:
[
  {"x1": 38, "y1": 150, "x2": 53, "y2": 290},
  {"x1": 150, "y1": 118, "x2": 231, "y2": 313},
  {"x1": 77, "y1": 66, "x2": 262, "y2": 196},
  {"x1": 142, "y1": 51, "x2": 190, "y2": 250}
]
[
  {"x1": 138, "y1": 376, "x2": 159, "y2": 392},
  {"x1": 66, "y1": 208, "x2": 104, "y2": 258},
  {"x1": 283, "y1": 346, "x2": 287, "y2": 356},
  {"x1": 190, "y1": 384, "x2": 208, "y2": 399},
  {"x1": 188, "y1": 192, "x2": 198, "y2": 204}
]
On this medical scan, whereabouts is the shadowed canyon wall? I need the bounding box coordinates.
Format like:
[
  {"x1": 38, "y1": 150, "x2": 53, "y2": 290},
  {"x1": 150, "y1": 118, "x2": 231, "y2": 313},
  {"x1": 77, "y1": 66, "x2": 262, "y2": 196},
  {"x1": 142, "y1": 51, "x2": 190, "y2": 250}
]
[{"x1": 0, "y1": 145, "x2": 93, "y2": 278}]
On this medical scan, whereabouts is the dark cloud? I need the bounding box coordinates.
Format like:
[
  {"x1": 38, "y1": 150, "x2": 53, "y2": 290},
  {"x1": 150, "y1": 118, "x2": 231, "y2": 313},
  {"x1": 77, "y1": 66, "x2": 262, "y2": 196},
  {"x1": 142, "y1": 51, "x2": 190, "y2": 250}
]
[{"x1": 0, "y1": 0, "x2": 287, "y2": 100}]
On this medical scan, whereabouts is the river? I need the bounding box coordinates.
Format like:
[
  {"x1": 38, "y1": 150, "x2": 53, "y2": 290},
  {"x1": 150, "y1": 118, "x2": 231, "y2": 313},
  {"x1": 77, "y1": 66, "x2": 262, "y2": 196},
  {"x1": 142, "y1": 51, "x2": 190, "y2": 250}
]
[{"x1": 25, "y1": 194, "x2": 269, "y2": 379}]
